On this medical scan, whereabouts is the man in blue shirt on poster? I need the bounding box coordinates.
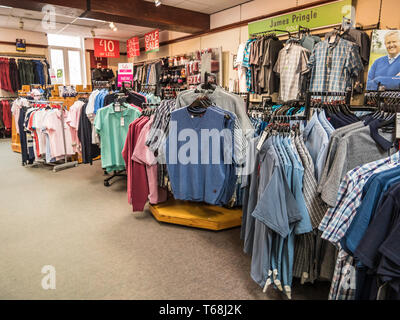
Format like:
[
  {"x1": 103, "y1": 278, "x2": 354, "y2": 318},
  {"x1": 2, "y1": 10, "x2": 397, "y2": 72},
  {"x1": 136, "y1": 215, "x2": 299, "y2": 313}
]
[{"x1": 367, "y1": 30, "x2": 400, "y2": 90}]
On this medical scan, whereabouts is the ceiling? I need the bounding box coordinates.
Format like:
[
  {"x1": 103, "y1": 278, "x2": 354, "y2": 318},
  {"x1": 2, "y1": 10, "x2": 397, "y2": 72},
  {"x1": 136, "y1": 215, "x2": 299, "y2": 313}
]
[
  {"x1": 143, "y1": 0, "x2": 251, "y2": 14},
  {"x1": 0, "y1": 6, "x2": 156, "y2": 40},
  {"x1": 0, "y1": 0, "x2": 252, "y2": 40}
]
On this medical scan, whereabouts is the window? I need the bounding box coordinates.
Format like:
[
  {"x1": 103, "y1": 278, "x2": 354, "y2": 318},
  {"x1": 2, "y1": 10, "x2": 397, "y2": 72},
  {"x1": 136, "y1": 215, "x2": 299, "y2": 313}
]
[
  {"x1": 68, "y1": 51, "x2": 82, "y2": 85},
  {"x1": 48, "y1": 34, "x2": 86, "y2": 86},
  {"x1": 47, "y1": 34, "x2": 81, "y2": 49},
  {"x1": 50, "y1": 48, "x2": 65, "y2": 84}
]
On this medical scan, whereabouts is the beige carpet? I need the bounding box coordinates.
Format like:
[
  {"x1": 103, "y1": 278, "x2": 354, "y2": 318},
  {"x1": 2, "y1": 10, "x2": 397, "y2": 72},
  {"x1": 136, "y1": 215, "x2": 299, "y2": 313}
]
[{"x1": 0, "y1": 139, "x2": 329, "y2": 300}]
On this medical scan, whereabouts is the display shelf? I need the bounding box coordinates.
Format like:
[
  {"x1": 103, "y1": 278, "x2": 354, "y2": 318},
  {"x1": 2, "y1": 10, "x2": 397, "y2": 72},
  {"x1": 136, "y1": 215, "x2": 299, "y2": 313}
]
[{"x1": 149, "y1": 199, "x2": 242, "y2": 231}]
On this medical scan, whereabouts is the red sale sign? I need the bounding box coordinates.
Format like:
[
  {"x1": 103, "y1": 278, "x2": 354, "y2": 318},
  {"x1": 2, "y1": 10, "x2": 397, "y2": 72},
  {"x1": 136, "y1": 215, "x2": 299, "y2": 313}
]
[
  {"x1": 127, "y1": 37, "x2": 140, "y2": 58},
  {"x1": 94, "y1": 38, "x2": 120, "y2": 58},
  {"x1": 144, "y1": 30, "x2": 159, "y2": 53}
]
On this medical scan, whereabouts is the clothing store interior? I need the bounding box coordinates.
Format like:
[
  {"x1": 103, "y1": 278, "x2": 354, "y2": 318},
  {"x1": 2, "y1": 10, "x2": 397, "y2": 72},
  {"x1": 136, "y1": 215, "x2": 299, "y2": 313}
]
[{"x1": 1, "y1": 0, "x2": 400, "y2": 301}]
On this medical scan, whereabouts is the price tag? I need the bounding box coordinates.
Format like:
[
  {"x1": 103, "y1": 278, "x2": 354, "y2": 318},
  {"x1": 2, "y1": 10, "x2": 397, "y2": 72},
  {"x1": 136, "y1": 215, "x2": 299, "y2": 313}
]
[
  {"x1": 114, "y1": 103, "x2": 121, "y2": 112},
  {"x1": 120, "y1": 117, "x2": 125, "y2": 127},
  {"x1": 396, "y1": 113, "x2": 400, "y2": 139},
  {"x1": 329, "y1": 35, "x2": 336, "y2": 44},
  {"x1": 256, "y1": 129, "x2": 269, "y2": 151}
]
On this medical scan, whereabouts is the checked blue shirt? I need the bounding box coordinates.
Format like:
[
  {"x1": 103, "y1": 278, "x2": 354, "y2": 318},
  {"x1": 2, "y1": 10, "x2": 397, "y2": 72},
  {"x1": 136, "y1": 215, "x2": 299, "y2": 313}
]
[
  {"x1": 308, "y1": 37, "x2": 363, "y2": 99},
  {"x1": 318, "y1": 151, "x2": 400, "y2": 300}
]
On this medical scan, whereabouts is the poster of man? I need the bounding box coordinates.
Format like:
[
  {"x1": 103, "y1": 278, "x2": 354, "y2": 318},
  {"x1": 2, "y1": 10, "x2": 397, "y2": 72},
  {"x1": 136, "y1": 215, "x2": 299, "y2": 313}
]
[{"x1": 367, "y1": 30, "x2": 400, "y2": 90}]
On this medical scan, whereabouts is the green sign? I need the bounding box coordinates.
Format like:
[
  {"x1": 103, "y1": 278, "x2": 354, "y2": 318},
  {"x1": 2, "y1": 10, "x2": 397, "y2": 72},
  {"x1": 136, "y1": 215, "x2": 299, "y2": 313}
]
[
  {"x1": 248, "y1": 0, "x2": 353, "y2": 36},
  {"x1": 57, "y1": 69, "x2": 63, "y2": 78}
]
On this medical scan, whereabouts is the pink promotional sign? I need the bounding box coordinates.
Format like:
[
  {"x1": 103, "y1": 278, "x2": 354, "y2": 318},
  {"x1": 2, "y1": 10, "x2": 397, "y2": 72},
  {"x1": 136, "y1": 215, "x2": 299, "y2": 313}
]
[{"x1": 117, "y1": 63, "x2": 134, "y2": 87}]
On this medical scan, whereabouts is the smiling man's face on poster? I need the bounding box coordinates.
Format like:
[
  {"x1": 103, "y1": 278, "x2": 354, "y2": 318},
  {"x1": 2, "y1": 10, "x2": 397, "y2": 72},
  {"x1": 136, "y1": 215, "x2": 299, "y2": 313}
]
[{"x1": 367, "y1": 30, "x2": 400, "y2": 90}]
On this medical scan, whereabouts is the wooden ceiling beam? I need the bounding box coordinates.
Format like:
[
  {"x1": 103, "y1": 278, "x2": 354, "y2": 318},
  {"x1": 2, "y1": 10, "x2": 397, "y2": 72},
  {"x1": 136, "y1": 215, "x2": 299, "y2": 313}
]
[{"x1": 0, "y1": 0, "x2": 210, "y2": 33}]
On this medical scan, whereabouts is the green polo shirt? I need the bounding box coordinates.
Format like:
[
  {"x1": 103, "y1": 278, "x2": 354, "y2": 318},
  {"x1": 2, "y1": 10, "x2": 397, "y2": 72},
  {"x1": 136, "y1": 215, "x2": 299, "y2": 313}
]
[{"x1": 94, "y1": 103, "x2": 141, "y2": 172}]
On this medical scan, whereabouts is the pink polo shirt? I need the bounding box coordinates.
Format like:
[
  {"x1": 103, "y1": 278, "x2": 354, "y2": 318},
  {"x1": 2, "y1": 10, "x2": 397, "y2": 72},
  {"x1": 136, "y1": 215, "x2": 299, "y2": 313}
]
[
  {"x1": 44, "y1": 109, "x2": 74, "y2": 158},
  {"x1": 132, "y1": 117, "x2": 167, "y2": 206},
  {"x1": 66, "y1": 101, "x2": 85, "y2": 154}
]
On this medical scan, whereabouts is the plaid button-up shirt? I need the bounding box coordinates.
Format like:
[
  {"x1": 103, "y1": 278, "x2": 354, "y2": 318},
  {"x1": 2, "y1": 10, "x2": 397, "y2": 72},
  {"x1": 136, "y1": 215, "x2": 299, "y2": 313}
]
[
  {"x1": 319, "y1": 151, "x2": 400, "y2": 245},
  {"x1": 319, "y1": 151, "x2": 400, "y2": 300},
  {"x1": 274, "y1": 43, "x2": 310, "y2": 102},
  {"x1": 308, "y1": 37, "x2": 363, "y2": 96}
]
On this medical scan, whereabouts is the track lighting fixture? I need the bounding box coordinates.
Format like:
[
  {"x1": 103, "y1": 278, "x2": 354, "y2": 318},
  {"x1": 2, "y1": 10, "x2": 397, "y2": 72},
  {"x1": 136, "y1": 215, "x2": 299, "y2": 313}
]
[
  {"x1": 91, "y1": 28, "x2": 96, "y2": 37},
  {"x1": 19, "y1": 18, "x2": 24, "y2": 30},
  {"x1": 155, "y1": 0, "x2": 161, "y2": 7}
]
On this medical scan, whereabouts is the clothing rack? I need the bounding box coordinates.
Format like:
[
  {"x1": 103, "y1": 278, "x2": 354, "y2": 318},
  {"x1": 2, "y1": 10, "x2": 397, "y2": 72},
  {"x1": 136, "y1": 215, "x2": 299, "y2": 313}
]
[
  {"x1": 250, "y1": 29, "x2": 291, "y2": 38},
  {"x1": 161, "y1": 87, "x2": 186, "y2": 99},
  {"x1": 305, "y1": 90, "x2": 352, "y2": 119},
  {"x1": 103, "y1": 170, "x2": 126, "y2": 187},
  {"x1": 93, "y1": 80, "x2": 113, "y2": 89},
  {"x1": 132, "y1": 58, "x2": 161, "y2": 66},
  {"x1": 141, "y1": 102, "x2": 160, "y2": 108},
  {"x1": 27, "y1": 99, "x2": 78, "y2": 172},
  {"x1": 0, "y1": 53, "x2": 47, "y2": 59}
]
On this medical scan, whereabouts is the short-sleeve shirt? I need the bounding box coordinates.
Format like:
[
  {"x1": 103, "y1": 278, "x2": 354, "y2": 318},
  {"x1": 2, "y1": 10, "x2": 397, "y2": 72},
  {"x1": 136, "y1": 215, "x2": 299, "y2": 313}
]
[
  {"x1": 94, "y1": 104, "x2": 141, "y2": 172},
  {"x1": 274, "y1": 43, "x2": 310, "y2": 102}
]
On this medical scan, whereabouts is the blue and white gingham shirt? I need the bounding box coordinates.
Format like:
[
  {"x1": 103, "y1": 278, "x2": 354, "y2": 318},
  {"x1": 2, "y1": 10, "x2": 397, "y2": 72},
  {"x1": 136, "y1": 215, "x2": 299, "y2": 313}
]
[
  {"x1": 308, "y1": 37, "x2": 363, "y2": 96},
  {"x1": 319, "y1": 151, "x2": 400, "y2": 245},
  {"x1": 319, "y1": 151, "x2": 400, "y2": 300}
]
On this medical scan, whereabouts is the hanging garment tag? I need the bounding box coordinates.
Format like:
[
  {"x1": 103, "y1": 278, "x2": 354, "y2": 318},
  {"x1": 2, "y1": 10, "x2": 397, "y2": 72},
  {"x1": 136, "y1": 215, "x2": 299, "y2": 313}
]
[
  {"x1": 120, "y1": 117, "x2": 125, "y2": 127},
  {"x1": 396, "y1": 113, "x2": 400, "y2": 139},
  {"x1": 256, "y1": 129, "x2": 269, "y2": 151},
  {"x1": 114, "y1": 103, "x2": 121, "y2": 112},
  {"x1": 329, "y1": 35, "x2": 336, "y2": 44}
]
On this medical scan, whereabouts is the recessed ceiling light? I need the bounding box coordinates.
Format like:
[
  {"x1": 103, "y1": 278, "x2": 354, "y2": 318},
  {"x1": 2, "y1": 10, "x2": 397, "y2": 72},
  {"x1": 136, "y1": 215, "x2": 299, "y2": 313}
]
[
  {"x1": 155, "y1": 0, "x2": 161, "y2": 7},
  {"x1": 109, "y1": 22, "x2": 115, "y2": 29},
  {"x1": 113, "y1": 27, "x2": 118, "y2": 32}
]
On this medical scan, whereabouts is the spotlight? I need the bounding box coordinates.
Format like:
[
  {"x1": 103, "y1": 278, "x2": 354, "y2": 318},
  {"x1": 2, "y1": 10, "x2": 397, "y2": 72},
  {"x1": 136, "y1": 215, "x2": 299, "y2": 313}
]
[
  {"x1": 155, "y1": 0, "x2": 161, "y2": 7},
  {"x1": 113, "y1": 27, "x2": 118, "y2": 32},
  {"x1": 109, "y1": 22, "x2": 115, "y2": 29},
  {"x1": 91, "y1": 29, "x2": 95, "y2": 37}
]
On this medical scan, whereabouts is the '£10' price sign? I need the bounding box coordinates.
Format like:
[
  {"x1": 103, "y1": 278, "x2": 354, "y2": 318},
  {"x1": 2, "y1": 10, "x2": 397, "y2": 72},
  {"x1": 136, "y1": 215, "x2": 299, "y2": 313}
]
[{"x1": 94, "y1": 38, "x2": 120, "y2": 58}]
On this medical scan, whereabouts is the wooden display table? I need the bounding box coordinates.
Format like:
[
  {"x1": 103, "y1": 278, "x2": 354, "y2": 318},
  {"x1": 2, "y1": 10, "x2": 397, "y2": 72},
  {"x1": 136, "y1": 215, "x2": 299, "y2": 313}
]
[{"x1": 149, "y1": 199, "x2": 242, "y2": 231}]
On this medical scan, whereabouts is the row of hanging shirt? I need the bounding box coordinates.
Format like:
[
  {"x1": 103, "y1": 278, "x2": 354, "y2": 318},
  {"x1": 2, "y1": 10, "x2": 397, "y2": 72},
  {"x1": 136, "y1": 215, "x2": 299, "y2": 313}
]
[
  {"x1": 141, "y1": 84, "x2": 255, "y2": 209},
  {"x1": 122, "y1": 105, "x2": 168, "y2": 212},
  {"x1": 76, "y1": 87, "x2": 155, "y2": 167},
  {"x1": 312, "y1": 100, "x2": 400, "y2": 300},
  {"x1": 11, "y1": 97, "x2": 74, "y2": 165},
  {"x1": 236, "y1": 25, "x2": 369, "y2": 100},
  {"x1": 241, "y1": 104, "x2": 336, "y2": 299},
  {"x1": 248, "y1": 101, "x2": 306, "y2": 136},
  {"x1": 0, "y1": 99, "x2": 13, "y2": 137},
  {"x1": 240, "y1": 94, "x2": 397, "y2": 299}
]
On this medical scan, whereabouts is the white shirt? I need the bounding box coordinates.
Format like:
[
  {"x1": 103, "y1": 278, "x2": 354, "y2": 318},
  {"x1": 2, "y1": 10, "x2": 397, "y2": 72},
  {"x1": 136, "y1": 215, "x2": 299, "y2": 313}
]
[
  {"x1": 85, "y1": 89, "x2": 100, "y2": 116},
  {"x1": 388, "y1": 53, "x2": 400, "y2": 64}
]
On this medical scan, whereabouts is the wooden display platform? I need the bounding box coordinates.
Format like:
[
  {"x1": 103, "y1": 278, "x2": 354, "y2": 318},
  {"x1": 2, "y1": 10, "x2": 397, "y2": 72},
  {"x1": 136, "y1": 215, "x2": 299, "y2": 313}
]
[
  {"x1": 149, "y1": 199, "x2": 242, "y2": 231},
  {"x1": 11, "y1": 115, "x2": 21, "y2": 153}
]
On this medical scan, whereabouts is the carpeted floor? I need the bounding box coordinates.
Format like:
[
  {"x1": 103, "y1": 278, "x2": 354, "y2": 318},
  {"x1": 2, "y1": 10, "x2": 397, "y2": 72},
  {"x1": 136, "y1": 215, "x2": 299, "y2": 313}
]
[{"x1": 0, "y1": 139, "x2": 330, "y2": 300}]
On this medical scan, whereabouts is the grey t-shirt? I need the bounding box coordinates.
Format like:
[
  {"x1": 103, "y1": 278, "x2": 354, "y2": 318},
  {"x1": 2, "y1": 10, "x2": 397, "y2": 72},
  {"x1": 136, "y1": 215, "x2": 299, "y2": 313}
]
[
  {"x1": 318, "y1": 121, "x2": 365, "y2": 194},
  {"x1": 320, "y1": 125, "x2": 396, "y2": 207},
  {"x1": 176, "y1": 86, "x2": 254, "y2": 134}
]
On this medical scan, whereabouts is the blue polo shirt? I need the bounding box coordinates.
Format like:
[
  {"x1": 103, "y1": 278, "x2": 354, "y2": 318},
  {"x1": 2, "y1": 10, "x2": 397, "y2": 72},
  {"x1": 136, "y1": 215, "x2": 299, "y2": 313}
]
[{"x1": 342, "y1": 166, "x2": 400, "y2": 256}]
